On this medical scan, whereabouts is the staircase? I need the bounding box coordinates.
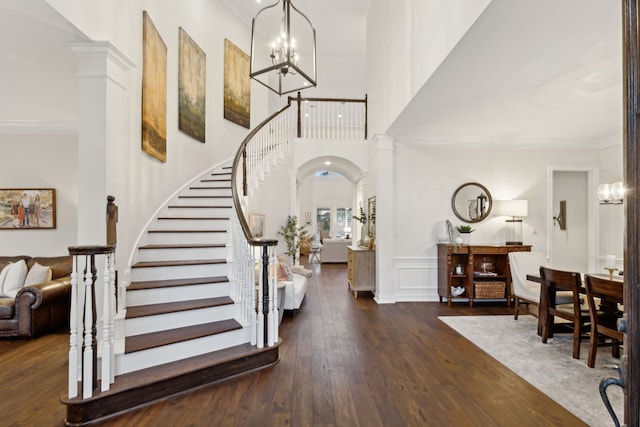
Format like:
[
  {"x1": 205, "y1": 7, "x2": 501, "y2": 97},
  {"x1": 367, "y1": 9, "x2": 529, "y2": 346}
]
[{"x1": 63, "y1": 164, "x2": 280, "y2": 426}]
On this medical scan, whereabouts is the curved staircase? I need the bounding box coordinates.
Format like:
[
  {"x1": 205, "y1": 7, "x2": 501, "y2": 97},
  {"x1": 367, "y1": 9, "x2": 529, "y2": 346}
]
[{"x1": 63, "y1": 164, "x2": 279, "y2": 426}]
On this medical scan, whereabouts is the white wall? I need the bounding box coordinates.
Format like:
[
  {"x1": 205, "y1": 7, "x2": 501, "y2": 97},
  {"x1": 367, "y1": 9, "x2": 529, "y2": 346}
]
[
  {"x1": 389, "y1": 143, "x2": 600, "y2": 300},
  {"x1": 0, "y1": 133, "x2": 78, "y2": 255},
  {"x1": 38, "y1": 0, "x2": 269, "y2": 269},
  {"x1": 366, "y1": 0, "x2": 491, "y2": 136},
  {"x1": 599, "y1": 142, "x2": 624, "y2": 266}
]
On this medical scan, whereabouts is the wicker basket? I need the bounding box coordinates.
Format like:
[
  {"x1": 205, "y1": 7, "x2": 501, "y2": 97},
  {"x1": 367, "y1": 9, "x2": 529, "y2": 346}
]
[{"x1": 474, "y1": 281, "x2": 505, "y2": 299}]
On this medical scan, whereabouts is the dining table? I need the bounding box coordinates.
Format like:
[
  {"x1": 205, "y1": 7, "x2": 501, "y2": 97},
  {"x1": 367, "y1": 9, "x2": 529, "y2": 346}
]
[{"x1": 526, "y1": 272, "x2": 623, "y2": 337}]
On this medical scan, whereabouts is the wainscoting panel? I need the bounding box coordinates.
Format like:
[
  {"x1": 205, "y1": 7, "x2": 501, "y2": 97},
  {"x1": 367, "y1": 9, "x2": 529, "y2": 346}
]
[{"x1": 393, "y1": 257, "x2": 439, "y2": 302}]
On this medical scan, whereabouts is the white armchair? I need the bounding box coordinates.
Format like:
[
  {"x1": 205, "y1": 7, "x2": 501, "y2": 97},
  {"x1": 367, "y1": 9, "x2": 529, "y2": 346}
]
[{"x1": 508, "y1": 251, "x2": 573, "y2": 320}]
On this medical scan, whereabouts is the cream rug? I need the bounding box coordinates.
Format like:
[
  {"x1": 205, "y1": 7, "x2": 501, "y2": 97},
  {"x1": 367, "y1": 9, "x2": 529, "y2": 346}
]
[{"x1": 439, "y1": 315, "x2": 623, "y2": 427}]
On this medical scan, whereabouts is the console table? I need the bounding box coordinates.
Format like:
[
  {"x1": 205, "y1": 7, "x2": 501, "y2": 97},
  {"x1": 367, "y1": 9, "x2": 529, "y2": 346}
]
[{"x1": 437, "y1": 243, "x2": 531, "y2": 307}]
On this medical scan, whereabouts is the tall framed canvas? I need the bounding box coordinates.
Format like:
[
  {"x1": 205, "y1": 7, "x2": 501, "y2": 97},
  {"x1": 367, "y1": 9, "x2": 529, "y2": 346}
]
[
  {"x1": 142, "y1": 11, "x2": 167, "y2": 162},
  {"x1": 178, "y1": 27, "x2": 206, "y2": 143},
  {"x1": 223, "y1": 39, "x2": 251, "y2": 129},
  {"x1": 0, "y1": 189, "x2": 56, "y2": 229},
  {"x1": 249, "y1": 213, "x2": 265, "y2": 238}
]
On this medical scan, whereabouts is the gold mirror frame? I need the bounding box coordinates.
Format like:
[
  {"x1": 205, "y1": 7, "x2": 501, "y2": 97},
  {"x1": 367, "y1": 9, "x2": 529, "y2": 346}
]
[{"x1": 451, "y1": 182, "x2": 492, "y2": 223}]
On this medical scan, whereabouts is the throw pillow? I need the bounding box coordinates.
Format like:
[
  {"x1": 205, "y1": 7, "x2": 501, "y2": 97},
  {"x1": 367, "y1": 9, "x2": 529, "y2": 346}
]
[
  {"x1": 0, "y1": 263, "x2": 13, "y2": 297},
  {"x1": 277, "y1": 253, "x2": 292, "y2": 269},
  {"x1": 277, "y1": 262, "x2": 290, "y2": 282},
  {"x1": 24, "y1": 262, "x2": 53, "y2": 286},
  {"x1": 280, "y1": 261, "x2": 293, "y2": 281},
  {"x1": 292, "y1": 265, "x2": 312, "y2": 278},
  {"x1": 1, "y1": 259, "x2": 28, "y2": 298}
]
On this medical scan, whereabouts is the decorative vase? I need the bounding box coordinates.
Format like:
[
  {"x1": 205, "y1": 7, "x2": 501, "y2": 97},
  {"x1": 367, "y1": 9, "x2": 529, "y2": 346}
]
[
  {"x1": 437, "y1": 221, "x2": 452, "y2": 243},
  {"x1": 461, "y1": 233, "x2": 471, "y2": 244}
]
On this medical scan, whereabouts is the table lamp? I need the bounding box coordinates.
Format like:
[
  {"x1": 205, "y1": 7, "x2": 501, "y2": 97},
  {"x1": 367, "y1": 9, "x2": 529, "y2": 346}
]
[{"x1": 500, "y1": 200, "x2": 528, "y2": 245}]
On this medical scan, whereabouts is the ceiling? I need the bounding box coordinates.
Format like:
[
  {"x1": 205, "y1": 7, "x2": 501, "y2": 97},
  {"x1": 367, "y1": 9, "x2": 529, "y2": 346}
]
[
  {"x1": 387, "y1": 0, "x2": 623, "y2": 147},
  {"x1": 0, "y1": 0, "x2": 623, "y2": 148}
]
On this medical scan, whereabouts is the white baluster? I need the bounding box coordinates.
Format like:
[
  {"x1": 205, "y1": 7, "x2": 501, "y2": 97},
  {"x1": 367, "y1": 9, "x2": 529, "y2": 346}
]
[
  {"x1": 82, "y1": 255, "x2": 94, "y2": 399},
  {"x1": 268, "y1": 247, "x2": 278, "y2": 346},
  {"x1": 108, "y1": 253, "x2": 115, "y2": 385},
  {"x1": 68, "y1": 256, "x2": 79, "y2": 398},
  {"x1": 101, "y1": 253, "x2": 112, "y2": 391}
]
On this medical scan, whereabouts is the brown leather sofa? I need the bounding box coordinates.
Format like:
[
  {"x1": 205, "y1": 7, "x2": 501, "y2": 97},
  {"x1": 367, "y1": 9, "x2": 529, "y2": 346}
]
[{"x1": 0, "y1": 255, "x2": 73, "y2": 338}]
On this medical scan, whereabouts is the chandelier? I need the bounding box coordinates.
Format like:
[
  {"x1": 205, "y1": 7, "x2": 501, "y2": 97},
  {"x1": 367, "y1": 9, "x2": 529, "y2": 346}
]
[{"x1": 250, "y1": 0, "x2": 317, "y2": 95}]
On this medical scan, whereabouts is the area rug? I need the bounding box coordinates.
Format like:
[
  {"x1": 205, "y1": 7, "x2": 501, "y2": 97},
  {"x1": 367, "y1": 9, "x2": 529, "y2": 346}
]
[{"x1": 439, "y1": 315, "x2": 623, "y2": 427}]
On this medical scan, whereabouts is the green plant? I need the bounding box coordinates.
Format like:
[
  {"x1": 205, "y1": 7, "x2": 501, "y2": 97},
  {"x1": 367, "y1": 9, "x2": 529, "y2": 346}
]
[
  {"x1": 455, "y1": 225, "x2": 475, "y2": 233},
  {"x1": 353, "y1": 203, "x2": 367, "y2": 224},
  {"x1": 277, "y1": 215, "x2": 310, "y2": 261}
]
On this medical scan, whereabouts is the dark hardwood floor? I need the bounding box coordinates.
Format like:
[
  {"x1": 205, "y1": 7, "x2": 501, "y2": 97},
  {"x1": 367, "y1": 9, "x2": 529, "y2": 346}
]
[{"x1": 0, "y1": 262, "x2": 586, "y2": 426}]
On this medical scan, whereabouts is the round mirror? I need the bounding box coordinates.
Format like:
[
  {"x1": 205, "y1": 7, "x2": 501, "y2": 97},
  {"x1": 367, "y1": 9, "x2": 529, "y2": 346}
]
[{"x1": 451, "y1": 182, "x2": 493, "y2": 223}]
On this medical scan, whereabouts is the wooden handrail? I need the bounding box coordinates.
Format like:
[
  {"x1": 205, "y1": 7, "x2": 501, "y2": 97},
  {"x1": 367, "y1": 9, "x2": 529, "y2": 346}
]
[{"x1": 231, "y1": 102, "x2": 292, "y2": 245}]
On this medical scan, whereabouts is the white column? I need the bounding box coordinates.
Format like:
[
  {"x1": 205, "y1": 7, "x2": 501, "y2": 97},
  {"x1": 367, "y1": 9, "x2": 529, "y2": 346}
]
[
  {"x1": 69, "y1": 42, "x2": 135, "y2": 246},
  {"x1": 373, "y1": 134, "x2": 395, "y2": 303},
  {"x1": 289, "y1": 169, "x2": 298, "y2": 217}
]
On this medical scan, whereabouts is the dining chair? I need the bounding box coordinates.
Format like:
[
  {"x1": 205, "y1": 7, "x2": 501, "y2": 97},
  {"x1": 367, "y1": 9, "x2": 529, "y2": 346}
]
[
  {"x1": 584, "y1": 274, "x2": 624, "y2": 368},
  {"x1": 509, "y1": 251, "x2": 573, "y2": 320},
  {"x1": 539, "y1": 266, "x2": 590, "y2": 359}
]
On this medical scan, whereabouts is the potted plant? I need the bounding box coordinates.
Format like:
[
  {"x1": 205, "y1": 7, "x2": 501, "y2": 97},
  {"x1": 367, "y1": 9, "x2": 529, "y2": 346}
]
[
  {"x1": 277, "y1": 215, "x2": 310, "y2": 265},
  {"x1": 455, "y1": 225, "x2": 475, "y2": 244}
]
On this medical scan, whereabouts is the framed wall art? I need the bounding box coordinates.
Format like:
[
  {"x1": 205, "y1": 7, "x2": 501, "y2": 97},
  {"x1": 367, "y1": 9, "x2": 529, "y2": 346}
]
[
  {"x1": 223, "y1": 39, "x2": 251, "y2": 129},
  {"x1": 0, "y1": 189, "x2": 56, "y2": 229},
  {"x1": 142, "y1": 11, "x2": 168, "y2": 162},
  {"x1": 249, "y1": 213, "x2": 265, "y2": 238},
  {"x1": 178, "y1": 27, "x2": 206, "y2": 143}
]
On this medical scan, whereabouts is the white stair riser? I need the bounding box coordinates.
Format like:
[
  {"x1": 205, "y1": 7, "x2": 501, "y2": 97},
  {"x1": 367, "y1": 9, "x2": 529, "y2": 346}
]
[
  {"x1": 127, "y1": 282, "x2": 230, "y2": 305},
  {"x1": 185, "y1": 188, "x2": 232, "y2": 197},
  {"x1": 162, "y1": 207, "x2": 233, "y2": 218},
  {"x1": 145, "y1": 232, "x2": 227, "y2": 245},
  {"x1": 137, "y1": 246, "x2": 227, "y2": 262},
  {"x1": 152, "y1": 218, "x2": 229, "y2": 230},
  {"x1": 116, "y1": 327, "x2": 251, "y2": 374},
  {"x1": 125, "y1": 304, "x2": 236, "y2": 336},
  {"x1": 171, "y1": 197, "x2": 233, "y2": 207},
  {"x1": 131, "y1": 263, "x2": 227, "y2": 282}
]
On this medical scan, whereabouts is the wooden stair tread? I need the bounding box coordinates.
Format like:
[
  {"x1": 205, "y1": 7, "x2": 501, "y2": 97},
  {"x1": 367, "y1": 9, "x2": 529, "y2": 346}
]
[
  {"x1": 147, "y1": 229, "x2": 226, "y2": 233},
  {"x1": 178, "y1": 195, "x2": 231, "y2": 199},
  {"x1": 155, "y1": 216, "x2": 229, "y2": 220},
  {"x1": 138, "y1": 243, "x2": 226, "y2": 249},
  {"x1": 126, "y1": 296, "x2": 233, "y2": 319},
  {"x1": 132, "y1": 259, "x2": 226, "y2": 268},
  {"x1": 128, "y1": 276, "x2": 228, "y2": 290},
  {"x1": 125, "y1": 319, "x2": 242, "y2": 353},
  {"x1": 168, "y1": 205, "x2": 232, "y2": 208}
]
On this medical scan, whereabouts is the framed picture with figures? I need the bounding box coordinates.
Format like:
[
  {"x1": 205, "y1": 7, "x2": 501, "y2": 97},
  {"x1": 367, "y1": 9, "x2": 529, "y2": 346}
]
[{"x1": 0, "y1": 188, "x2": 56, "y2": 229}]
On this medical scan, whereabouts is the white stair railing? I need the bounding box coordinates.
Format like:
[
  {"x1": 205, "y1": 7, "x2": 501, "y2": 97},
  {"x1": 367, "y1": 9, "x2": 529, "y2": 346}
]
[{"x1": 67, "y1": 245, "x2": 116, "y2": 399}]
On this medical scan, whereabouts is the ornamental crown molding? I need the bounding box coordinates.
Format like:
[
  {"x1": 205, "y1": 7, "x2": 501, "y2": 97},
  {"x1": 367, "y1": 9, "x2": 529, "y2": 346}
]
[{"x1": 0, "y1": 120, "x2": 77, "y2": 134}]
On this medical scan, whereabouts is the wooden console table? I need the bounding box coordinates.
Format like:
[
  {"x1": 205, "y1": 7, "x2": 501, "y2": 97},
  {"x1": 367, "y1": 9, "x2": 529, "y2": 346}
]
[{"x1": 437, "y1": 243, "x2": 531, "y2": 307}]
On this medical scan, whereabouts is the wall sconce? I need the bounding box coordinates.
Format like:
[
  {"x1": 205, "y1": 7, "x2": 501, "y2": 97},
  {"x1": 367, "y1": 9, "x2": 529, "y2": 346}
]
[
  {"x1": 499, "y1": 200, "x2": 528, "y2": 245},
  {"x1": 598, "y1": 181, "x2": 624, "y2": 204},
  {"x1": 553, "y1": 200, "x2": 566, "y2": 230}
]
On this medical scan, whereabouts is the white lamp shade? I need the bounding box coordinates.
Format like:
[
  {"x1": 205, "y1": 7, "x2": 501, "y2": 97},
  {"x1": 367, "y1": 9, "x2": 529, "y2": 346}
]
[
  {"x1": 611, "y1": 181, "x2": 624, "y2": 201},
  {"x1": 597, "y1": 184, "x2": 612, "y2": 201},
  {"x1": 499, "y1": 200, "x2": 528, "y2": 217}
]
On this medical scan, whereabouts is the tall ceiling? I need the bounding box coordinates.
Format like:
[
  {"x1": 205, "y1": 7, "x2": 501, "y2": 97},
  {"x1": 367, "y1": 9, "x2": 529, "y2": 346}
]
[
  {"x1": 388, "y1": 0, "x2": 622, "y2": 147},
  {"x1": 0, "y1": 0, "x2": 623, "y2": 148}
]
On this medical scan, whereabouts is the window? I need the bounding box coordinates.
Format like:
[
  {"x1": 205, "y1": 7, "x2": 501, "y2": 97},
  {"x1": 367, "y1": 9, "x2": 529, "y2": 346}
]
[
  {"x1": 336, "y1": 207, "x2": 352, "y2": 237},
  {"x1": 316, "y1": 207, "x2": 330, "y2": 238}
]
